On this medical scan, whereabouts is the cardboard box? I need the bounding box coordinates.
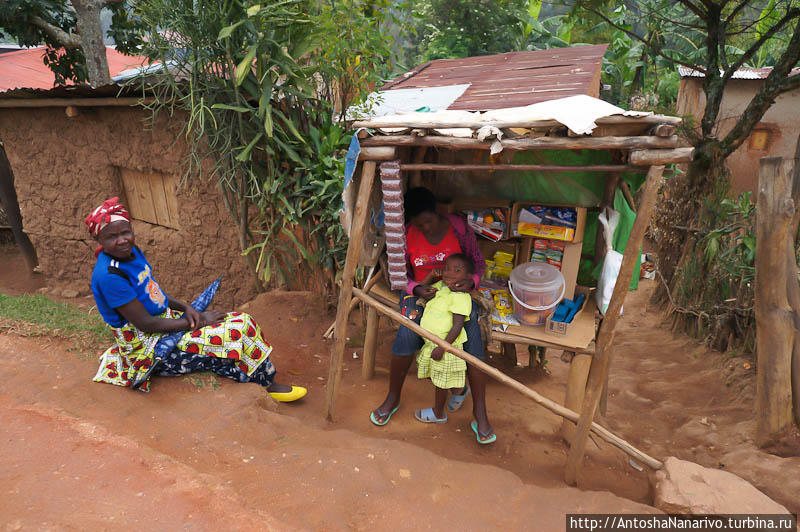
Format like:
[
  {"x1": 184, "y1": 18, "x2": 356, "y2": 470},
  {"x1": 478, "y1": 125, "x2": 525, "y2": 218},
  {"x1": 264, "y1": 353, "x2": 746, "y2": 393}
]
[
  {"x1": 451, "y1": 197, "x2": 514, "y2": 240},
  {"x1": 511, "y1": 202, "x2": 587, "y2": 243},
  {"x1": 518, "y1": 238, "x2": 581, "y2": 300},
  {"x1": 546, "y1": 286, "x2": 591, "y2": 337}
]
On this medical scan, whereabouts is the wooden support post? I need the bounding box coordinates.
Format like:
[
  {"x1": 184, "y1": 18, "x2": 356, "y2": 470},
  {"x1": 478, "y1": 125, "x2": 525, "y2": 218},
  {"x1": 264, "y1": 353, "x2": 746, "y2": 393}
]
[
  {"x1": 564, "y1": 165, "x2": 665, "y2": 485},
  {"x1": 352, "y1": 287, "x2": 663, "y2": 470},
  {"x1": 325, "y1": 161, "x2": 377, "y2": 421},
  {"x1": 561, "y1": 353, "x2": 592, "y2": 443},
  {"x1": 410, "y1": 146, "x2": 427, "y2": 188},
  {"x1": 755, "y1": 157, "x2": 797, "y2": 445},
  {"x1": 362, "y1": 306, "x2": 380, "y2": 379},
  {"x1": 619, "y1": 181, "x2": 637, "y2": 212}
]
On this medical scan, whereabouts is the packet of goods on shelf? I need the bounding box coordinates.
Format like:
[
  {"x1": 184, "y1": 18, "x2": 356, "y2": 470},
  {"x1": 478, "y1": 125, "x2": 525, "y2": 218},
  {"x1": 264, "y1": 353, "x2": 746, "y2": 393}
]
[
  {"x1": 464, "y1": 209, "x2": 507, "y2": 242},
  {"x1": 517, "y1": 205, "x2": 578, "y2": 241},
  {"x1": 485, "y1": 250, "x2": 515, "y2": 281},
  {"x1": 530, "y1": 239, "x2": 564, "y2": 271},
  {"x1": 490, "y1": 288, "x2": 519, "y2": 329}
]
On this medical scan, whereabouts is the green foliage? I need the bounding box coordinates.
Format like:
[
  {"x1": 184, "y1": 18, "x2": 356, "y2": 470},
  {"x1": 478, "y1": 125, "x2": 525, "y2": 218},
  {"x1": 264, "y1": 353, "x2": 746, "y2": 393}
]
[
  {"x1": 137, "y1": 0, "x2": 404, "y2": 294},
  {"x1": 410, "y1": 0, "x2": 527, "y2": 61},
  {"x1": 0, "y1": 292, "x2": 110, "y2": 357},
  {"x1": 0, "y1": 0, "x2": 144, "y2": 85}
]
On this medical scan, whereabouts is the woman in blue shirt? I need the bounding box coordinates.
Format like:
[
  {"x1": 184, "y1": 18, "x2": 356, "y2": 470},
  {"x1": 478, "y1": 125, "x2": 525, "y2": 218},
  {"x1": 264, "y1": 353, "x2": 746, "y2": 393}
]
[{"x1": 86, "y1": 197, "x2": 305, "y2": 401}]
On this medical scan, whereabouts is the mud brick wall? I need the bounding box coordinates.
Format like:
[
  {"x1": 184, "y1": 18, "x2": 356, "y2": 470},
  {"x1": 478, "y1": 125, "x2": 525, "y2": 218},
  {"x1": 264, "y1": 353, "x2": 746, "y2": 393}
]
[{"x1": 0, "y1": 106, "x2": 259, "y2": 307}]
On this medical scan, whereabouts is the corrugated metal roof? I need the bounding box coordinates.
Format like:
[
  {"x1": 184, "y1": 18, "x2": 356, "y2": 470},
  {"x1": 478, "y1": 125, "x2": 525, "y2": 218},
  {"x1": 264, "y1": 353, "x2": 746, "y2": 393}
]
[
  {"x1": 382, "y1": 44, "x2": 608, "y2": 112},
  {"x1": 0, "y1": 46, "x2": 148, "y2": 92},
  {"x1": 678, "y1": 65, "x2": 800, "y2": 80}
]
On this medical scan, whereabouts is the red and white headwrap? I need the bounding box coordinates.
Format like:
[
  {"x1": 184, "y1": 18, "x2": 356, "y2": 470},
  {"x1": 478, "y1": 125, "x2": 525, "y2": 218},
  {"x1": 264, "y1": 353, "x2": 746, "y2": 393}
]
[{"x1": 84, "y1": 197, "x2": 131, "y2": 236}]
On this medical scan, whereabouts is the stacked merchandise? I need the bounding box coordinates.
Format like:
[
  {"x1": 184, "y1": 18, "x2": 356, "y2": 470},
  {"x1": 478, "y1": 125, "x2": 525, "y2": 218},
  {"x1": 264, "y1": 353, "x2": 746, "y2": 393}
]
[
  {"x1": 530, "y1": 239, "x2": 565, "y2": 270},
  {"x1": 479, "y1": 250, "x2": 520, "y2": 331},
  {"x1": 380, "y1": 163, "x2": 407, "y2": 291},
  {"x1": 516, "y1": 205, "x2": 577, "y2": 241},
  {"x1": 463, "y1": 208, "x2": 507, "y2": 242}
]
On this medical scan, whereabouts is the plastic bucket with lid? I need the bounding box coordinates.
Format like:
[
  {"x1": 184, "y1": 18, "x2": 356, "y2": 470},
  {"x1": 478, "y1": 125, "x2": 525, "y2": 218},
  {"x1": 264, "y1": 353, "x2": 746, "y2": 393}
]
[{"x1": 508, "y1": 262, "x2": 565, "y2": 326}]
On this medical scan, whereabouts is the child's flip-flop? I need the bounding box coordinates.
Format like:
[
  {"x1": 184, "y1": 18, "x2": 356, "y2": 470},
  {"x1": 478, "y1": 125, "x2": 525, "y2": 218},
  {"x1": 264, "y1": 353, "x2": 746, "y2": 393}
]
[
  {"x1": 370, "y1": 406, "x2": 399, "y2": 426},
  {"x1": 446, "y1": 385, "x2": 469, "y2": 412},
  {"x1": 414, "y1": 407, "x2": 448, "y2": 424},
  {"x1": 471, "y1": 420, "x2": 497, "y2": 444}
]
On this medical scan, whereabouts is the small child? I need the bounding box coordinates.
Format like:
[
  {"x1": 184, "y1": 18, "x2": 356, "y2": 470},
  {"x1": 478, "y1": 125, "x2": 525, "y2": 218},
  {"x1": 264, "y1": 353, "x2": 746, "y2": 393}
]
[{"x1": 414, "y1": 253, "x2": 474, "y2": 424}]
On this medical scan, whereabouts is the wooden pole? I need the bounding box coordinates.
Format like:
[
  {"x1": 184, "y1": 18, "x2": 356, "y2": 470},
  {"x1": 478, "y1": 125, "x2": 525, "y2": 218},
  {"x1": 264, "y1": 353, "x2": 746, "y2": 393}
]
[
  {"x1": 619, "y1": 181, "x2": 637, "y2": 212},
  {"x1": 352, "y1": 287, "x2": 663, "y2": 470},
  {"x1": 360, "y1": 135, "x2": 680, "y2": 151},
  {"x1": 755, "y1": 157, "x2": 797, "y2": 445},
  {"x1": 325, "y1": 161, "x2": 377, "y2": 421},
  {"x1": 358, "y1": 147, "x2": 397, "y2": 161},
  {"x1": 0, "y1": 97, "x2": 155, "y2": 108},
  {"x1": 399, "y1": 163, "x2": 642, "y2": 173},
  {"x1": 629, "y1": 147, "x2": 694, "y2": 166},
  {"x1": 362, "y1": 306, "x2": 380, "y2": 379},
  {"x1": 564, "y1": 165, "x2": 665, "y2": 485},
  {"x1": 353, "y1": 114, "x2": 682, "y2": 130}
]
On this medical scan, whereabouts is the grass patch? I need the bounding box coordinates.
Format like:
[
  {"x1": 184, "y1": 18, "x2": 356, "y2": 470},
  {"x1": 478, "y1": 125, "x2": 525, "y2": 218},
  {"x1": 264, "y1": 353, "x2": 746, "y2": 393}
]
[
  {"x1": 0, "y1": 292, "x2": 110, "y2": 357},
  {"x1": 182, "y1": 372, "x2": 221, "y2": 390}
]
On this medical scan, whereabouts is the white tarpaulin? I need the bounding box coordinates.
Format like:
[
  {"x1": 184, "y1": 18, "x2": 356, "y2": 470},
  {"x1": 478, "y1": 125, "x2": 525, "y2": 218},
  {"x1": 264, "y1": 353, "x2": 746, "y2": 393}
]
[
  {"x1": 358, "y1": 95, "x2": 652, "y2": 136},
  {"x1": 346, "y1": 84, "x2": 471, "y2": 121}
]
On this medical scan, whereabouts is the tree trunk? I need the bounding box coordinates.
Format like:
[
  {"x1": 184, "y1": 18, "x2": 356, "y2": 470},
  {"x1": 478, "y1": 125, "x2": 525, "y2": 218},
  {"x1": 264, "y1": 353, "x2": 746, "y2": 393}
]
[
  {"x1": 755, "y1": 157, "x2": 797, "y2": 445},
  {"x1": 72, "y1": 0, "x2": 112, "y2": 87},
  {"x1": 0, "y1": 141, "x2": 38, "y2": 271}
]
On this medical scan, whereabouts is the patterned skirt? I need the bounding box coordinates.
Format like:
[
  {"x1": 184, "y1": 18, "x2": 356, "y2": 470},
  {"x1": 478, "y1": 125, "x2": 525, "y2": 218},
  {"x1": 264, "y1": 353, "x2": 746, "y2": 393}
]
[
  {"x1": 93, "y1": 310, "x2": 276, "y2": 392},
  {"x1": 417, "y1": 340, "x2": 467, "y2": 390}
]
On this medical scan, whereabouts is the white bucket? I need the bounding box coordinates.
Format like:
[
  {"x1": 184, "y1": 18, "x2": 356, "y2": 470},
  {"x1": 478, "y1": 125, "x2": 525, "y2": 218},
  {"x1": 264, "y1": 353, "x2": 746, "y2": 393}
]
[{"x1": 508, "y1": 262, "x2": 565, "y2": 326}]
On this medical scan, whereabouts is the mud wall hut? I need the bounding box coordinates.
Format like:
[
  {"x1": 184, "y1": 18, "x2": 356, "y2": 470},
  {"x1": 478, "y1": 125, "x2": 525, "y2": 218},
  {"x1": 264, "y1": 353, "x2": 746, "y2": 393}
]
[
  {"x1": 0, "y1": 83, "x2": 257, "y2": 307},
  {"x1": 677, "y1": 66, "x2": 800, "y2": 194}
]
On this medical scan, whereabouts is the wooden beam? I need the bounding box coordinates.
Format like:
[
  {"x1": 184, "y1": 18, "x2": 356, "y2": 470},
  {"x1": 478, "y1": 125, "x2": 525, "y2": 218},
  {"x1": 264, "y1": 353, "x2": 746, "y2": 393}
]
[
  {"x1": 360, "y1": 135, "x2": 680, "y2": 151},
  {"x1": 362, "y1": 306, "x2": 380, "y2": 379},
  {"x1": 399, "y1": 163, "x2": 644, "y2": 173},
  {"x1": 564, "y1": 164, "x2": 666, "y2": 486},
  {"x1": 629, "y1": 147, "x2": 694, "y2": 166},
  {"x1": 353, "y1": 114, "x2": 682, "y2": 130},
  {"x1": 325, "y1": 161, "x2": 377, "y2": 421},
  {"x1": 649, "y1": 124, "x2": 677, "y2": 137},
  {"x1": 490, "y1": 330, "x2": 595, "y2": 355},
  {"x1": 755, "y1": 157, "x2": 797, "y2": 445},
  {"x1": 352, "y1": 286, "x2": 663, "y2": 470},
  {"x1": 358, "y1": 147, "x2": 397, "y2": 161},
  {"x1": 0, "y1": 97, "x2": 155, "y2": 108},
  {"x1": 619, "y1": 181, "x2": 637, "y2": 212}
]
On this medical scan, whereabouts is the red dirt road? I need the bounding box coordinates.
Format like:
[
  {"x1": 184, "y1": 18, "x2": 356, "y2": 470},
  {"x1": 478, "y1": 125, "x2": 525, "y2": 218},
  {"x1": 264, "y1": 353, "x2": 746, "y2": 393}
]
[{"x1": 1, "y1": 247, "x2": 798, "y2": 530}]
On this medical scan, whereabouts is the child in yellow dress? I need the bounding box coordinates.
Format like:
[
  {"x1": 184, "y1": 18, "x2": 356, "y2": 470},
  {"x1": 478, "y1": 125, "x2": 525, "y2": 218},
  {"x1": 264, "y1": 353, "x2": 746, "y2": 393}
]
[{"x1": 414, "y1": 253, "x2": 474, "y2": 424}]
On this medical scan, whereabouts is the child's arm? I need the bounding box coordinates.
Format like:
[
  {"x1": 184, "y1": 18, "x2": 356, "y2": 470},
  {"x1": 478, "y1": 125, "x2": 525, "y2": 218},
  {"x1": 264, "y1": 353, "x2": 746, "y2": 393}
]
[
  {"x1": 421, "y1": 268, "x2": 442, "y2": 286},
  {"x1": 431, "y1": 313, "x2": 466, "y2": 361}
]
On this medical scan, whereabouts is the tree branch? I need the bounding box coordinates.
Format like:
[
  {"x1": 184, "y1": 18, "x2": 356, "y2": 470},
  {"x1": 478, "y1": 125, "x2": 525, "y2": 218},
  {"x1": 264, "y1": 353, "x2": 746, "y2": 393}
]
[
  {"x1": 675, "y1": 0, "x2": 708, "y2": 19},
  {"x1": 578, "y1": 3, "x2": 705, "y2": 71},
  {"x1": 723, "y1": 0, "x2": 751, "y2": 25},
  {"x1": 721, "y1": 22, "x2": 800, "y2": 156},
  {"x1": 29, "y1": 15, "x2": 81, "y2": 49},
  {"x1": 723, "y1": 8, "x2": 800, "y2": 81}
]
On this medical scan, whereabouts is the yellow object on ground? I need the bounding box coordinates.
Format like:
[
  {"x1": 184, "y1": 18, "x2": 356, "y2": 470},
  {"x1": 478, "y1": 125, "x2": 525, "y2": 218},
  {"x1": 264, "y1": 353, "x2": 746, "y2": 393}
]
[{"x1": 269, "y1": 386, "x2": 308, "y2": 402}]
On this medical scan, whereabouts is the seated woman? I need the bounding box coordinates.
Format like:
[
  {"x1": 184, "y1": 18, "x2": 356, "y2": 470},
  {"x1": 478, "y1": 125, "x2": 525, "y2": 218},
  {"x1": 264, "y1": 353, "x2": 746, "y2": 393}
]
[
  {"x1": 86, "y1": 197, "x2": 305, "y2": 401},
  {"x1": 370, "y1": 187, "x2": 496, "y2": 444}
]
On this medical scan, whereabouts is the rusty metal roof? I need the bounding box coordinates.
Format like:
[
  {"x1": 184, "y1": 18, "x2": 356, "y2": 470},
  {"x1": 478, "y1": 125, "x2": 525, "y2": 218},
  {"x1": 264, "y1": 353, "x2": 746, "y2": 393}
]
[
  {"x1": 678, "y1": 65, "x2": 800, "y2": 80},
  {"x1": 0, "y1": 46, "x2": 148, "y2": 92},
  {"x1": 382, "y1": 44, "x2": 608, "y2": 112}
]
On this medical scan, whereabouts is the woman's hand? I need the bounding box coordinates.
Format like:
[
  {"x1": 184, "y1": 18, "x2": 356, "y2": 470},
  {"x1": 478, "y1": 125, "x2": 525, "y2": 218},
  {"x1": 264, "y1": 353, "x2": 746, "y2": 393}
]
[
  {"x1": 184, "y1": 306, "x2": 201, "y2": 330},
  {"x1": 413, "y1": 284, "x2": 437, "y2": 301},
  {"x1": 431, "y1": 346, "x2": 444, "y2": 361},
  {"x1": 198, "y1": 310, "x2": 227, "y2": 328}
]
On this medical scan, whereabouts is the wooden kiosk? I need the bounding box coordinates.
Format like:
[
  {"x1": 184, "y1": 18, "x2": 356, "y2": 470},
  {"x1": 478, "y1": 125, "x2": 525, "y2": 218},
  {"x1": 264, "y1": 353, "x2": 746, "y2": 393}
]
[{"x1": 324, "y1": 107, "x2": 692, "y2": 485}]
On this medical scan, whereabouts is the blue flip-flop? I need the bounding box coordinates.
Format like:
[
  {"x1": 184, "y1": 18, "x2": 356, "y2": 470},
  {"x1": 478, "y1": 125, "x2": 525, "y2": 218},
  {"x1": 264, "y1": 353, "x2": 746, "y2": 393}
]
[
  {"x1": 446, "y1": 385, "x2": 469, "y2": 412},
  {"x1": 370, "y1": 406, "x2": 399, "y2": 426},
  {"x1": 414, "y1": 407, "x2": 448, "y2": 424},
  {"x1": 471, "y1": 420, "x2": 497, "y2": 444}
]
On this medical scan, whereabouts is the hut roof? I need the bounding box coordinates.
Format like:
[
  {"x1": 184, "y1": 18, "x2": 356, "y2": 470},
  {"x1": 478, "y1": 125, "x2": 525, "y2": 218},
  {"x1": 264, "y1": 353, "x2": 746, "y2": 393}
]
[{"x1": 381, "y1": 45, "x2": 608, "y2": 112}]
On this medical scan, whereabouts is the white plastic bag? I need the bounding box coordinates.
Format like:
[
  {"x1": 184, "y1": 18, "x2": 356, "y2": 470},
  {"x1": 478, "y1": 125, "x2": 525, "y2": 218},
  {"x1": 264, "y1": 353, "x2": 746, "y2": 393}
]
[{"x1": 596, "y1": 207, "x2": 623, "y2": 316}]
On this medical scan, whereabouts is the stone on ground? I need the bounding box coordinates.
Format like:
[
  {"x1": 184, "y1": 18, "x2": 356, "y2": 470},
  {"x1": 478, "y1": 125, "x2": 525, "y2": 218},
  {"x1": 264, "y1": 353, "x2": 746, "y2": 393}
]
[{"x1": 651, "y1": 456, "x2": 790, "y2": 515}]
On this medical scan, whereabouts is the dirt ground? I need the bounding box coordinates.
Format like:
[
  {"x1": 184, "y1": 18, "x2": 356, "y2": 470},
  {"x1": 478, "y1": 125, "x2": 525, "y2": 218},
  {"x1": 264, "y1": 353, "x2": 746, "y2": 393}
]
[{"x1": 1, "y1": 245, "x2": 798, "y2": 530}]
